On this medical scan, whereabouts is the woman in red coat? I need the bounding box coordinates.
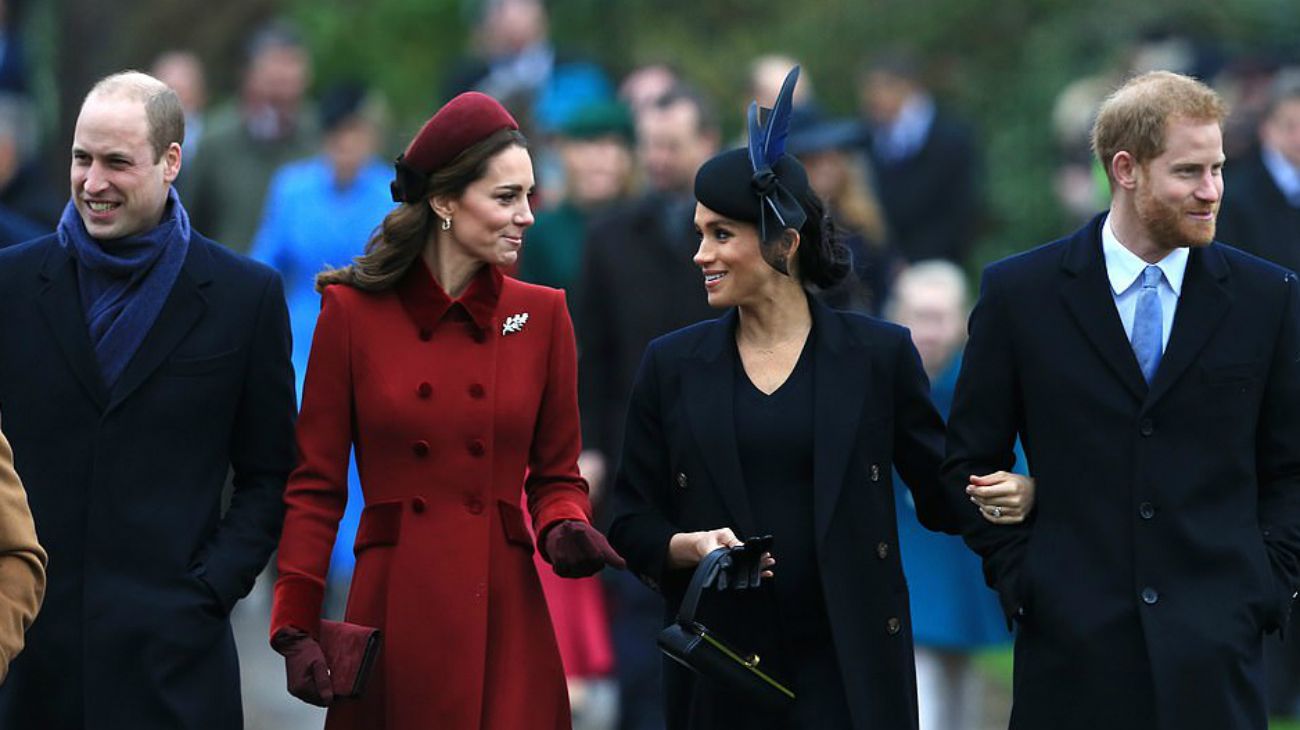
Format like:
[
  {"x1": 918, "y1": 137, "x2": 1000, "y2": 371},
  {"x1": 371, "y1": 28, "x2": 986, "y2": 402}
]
[{"x1": 269, "y1": 92, "x2": 624, "y2": 730}]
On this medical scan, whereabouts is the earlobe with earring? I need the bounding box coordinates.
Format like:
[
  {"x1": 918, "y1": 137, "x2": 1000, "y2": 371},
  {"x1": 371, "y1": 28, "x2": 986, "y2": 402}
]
[{"x1": 441, "y1": 217, "x2": 452, "y2": 231}]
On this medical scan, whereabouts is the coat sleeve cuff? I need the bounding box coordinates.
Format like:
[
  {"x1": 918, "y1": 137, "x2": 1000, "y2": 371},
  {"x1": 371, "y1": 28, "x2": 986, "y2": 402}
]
[{"x1": 270, "y1": 574, "x2": 325, "y2": 641}]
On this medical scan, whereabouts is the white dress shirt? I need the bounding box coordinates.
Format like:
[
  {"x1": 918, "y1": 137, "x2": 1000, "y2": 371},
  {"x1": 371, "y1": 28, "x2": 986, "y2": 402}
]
[{"x1": 1101, "y1": 213, "x2": 1187, "y2": 354}]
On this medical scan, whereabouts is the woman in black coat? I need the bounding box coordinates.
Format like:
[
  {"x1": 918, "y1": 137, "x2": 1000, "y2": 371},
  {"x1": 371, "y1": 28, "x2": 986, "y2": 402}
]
[{"x1": 606, "y1": 68, "x2": 1032, "y2": 730}]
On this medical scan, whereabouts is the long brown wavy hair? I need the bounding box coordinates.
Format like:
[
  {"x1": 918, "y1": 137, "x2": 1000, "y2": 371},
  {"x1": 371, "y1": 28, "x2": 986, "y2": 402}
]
[{"x1": 315, "y1": 128, "x2": 529, "y2": 292}]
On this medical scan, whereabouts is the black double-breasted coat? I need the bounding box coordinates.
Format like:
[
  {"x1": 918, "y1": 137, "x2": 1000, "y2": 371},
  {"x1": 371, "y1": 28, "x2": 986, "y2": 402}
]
[
  {"x1": 608, "y1": 299, "x2": 959, "y2": 730},
  {"x1": 0, "y1": 233, "x2": 296, "y2": 728},
  {"x1": 947, "y1": 215, "x2": 1300, "y2": 730}
]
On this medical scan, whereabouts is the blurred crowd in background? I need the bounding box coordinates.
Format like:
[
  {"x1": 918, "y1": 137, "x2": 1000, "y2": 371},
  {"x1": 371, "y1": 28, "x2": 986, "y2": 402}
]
[{"x1": 5, "y1": 0, "x2": 1300, "y2": 728}]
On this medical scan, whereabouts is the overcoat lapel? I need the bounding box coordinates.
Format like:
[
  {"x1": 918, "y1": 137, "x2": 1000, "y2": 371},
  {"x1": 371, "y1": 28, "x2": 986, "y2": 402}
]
[
  {"x1": 1058, "y1": 220, "x2": 1148, "y2": 402},
  {"x1": 681, "y1": 310, "x2": 758, "y2": 537},
  {"x1": 809, "y1": 299, "x2": 870, "y2": 546},
  {"x1": 1144, "y1": 244, "x2": 1231, "y2": 409},
  {"x1": 36, "y1": 245, "x2": 108, "y2": 410},
  {"x1": 107, "y1": 240, "x2": 213, "y2": 412}
]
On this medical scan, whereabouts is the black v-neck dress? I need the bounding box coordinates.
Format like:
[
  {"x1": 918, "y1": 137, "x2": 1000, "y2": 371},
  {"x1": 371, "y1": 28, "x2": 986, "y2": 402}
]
[{"x1": 725, "y1": 331, "x2": 854, "y2": 728}]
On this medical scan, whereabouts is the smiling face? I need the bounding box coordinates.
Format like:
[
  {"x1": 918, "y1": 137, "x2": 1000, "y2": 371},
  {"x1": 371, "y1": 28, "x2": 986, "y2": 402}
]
[
  {"x1": 436, "y1": 144, "x2": 535, "y2": 267},
  {"x1": 1131, "y1": 117, "x2": 1223, "y2": 252},
  {"x1": 692, "y1": 203, "x2": 788, "y2": 309},
  {"x1": 70, "y1": 93, "x2": 180, "y2": 240}
]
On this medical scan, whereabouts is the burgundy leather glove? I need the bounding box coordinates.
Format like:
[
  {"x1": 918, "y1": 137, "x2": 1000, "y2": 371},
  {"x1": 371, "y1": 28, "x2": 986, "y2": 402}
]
[
  {"x1": 271, "y1": 628, "x2": 334, "y2": 707},
  {"x1": 543, "y1": 520, "x2": 627, "y2": 578}
]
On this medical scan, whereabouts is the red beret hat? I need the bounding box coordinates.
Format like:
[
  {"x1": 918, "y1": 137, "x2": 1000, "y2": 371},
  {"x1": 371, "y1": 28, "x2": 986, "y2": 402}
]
[{"x1": 390, "y1": 92, "x2": 520, "y2": 203}]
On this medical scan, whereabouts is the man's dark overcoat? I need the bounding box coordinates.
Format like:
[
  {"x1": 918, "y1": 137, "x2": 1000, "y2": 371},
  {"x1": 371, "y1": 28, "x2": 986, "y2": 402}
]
[
  {"x1": 0, "y1": 232, "x2": 296, "y2": 729},
  {"x1": 946, "y1": 214, "x2": 1300, "y2": 730},
  {"x1": 608, "y1": 300, "x2": 959, "y2": 730}
]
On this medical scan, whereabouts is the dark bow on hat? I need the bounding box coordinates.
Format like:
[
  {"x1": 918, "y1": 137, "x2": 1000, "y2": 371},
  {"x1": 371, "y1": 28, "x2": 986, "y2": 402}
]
[
  {"x1": 391, "y1": 154, "x2": 427, "y2": 203},
  {"x1": 747, "y1": 66, "x2": 807, "y2": 274}
]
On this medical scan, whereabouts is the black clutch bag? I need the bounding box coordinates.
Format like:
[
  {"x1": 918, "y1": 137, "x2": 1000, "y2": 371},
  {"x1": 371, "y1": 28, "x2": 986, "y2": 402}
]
[
  {"x1": 657, "y1": 539, "x2": 795, "y2": 709},
  {"x1": 319, "y1": 619, "x2": 382, "y2": 699}
]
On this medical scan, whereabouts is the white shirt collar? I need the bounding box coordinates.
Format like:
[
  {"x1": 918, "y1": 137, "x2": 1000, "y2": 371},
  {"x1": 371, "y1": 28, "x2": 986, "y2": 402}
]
[
  {"x1": 1262, "y1": 145, "x2": 1300, "y2": 203},
  {"x1": 1101, "y1": 213, "x2": 1189, "y2": 296}
]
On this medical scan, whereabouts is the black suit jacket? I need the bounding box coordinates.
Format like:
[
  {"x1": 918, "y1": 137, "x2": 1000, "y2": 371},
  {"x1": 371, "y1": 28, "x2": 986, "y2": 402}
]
[
  {"x1": 945, "y1": 215, "x2": 1300, "y2": 730},
  {"x1": 869, "y1": 111, "x2": 980, "y2": 265},
  {"x1": 0, "y1": 233, "x2": 297, "y2": 729},
  {"x1": 608, "y1": 298, "x2": 958, "y2": 730},
  {"x1": 1217, "y1": 146, "x2": 1300, "y2": 274},
  {"x1": 576, "y1": 192, "x2": 716, "y2": 463}
]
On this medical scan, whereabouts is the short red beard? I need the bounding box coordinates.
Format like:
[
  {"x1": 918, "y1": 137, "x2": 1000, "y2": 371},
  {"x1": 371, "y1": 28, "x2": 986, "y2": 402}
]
[{"x1": 1135, "y1": 183, "x2": 1216, "y2": 250}]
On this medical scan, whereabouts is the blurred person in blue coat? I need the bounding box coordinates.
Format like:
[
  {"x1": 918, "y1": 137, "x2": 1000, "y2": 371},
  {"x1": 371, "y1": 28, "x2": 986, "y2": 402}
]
[
  {"x1": 887, "y1": 261, "x2": 1013, "y2": 730},
  {"x1": 250, "y1": 82, "x2": 394, "y2": 589}
]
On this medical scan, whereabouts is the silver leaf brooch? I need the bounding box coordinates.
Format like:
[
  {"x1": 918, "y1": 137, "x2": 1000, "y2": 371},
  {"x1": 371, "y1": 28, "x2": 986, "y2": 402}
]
[{"x1": 502, "y1": 313, "x2": 529, "y2": 336}]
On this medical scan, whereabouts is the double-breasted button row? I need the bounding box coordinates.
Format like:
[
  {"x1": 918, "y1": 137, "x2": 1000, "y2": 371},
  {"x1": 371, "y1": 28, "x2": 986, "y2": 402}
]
[{"x1": 886, "y1": 617, "x2": 902, "y2": 635}]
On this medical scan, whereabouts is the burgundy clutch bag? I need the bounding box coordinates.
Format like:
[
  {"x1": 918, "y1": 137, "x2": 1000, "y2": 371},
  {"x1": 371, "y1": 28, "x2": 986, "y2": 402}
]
[{"x1": 319, "y1": 619, "x2": 382, "y2": 698}]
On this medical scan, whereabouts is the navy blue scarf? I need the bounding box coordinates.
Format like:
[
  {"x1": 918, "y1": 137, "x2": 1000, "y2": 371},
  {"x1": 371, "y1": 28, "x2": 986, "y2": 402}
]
[{"x1": 57, "y1": 187, "x2": 192, "y2": 388}]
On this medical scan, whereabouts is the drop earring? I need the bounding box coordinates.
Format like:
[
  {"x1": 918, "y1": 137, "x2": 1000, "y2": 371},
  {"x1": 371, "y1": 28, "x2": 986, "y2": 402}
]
[{"x1": 441, "y1": 217, "x2": 452, "y2": 231}]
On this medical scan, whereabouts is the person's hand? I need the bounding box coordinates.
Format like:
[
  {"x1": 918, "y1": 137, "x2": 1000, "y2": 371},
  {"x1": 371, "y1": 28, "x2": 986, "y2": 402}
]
[
  {"x1": 544, "y1": 520, "x2": 627, "y2": 578},
  {"x1": 967, "y1": 471, "x2": 1035, "y2": 524},
  {"x1": 666, "y1": 528, "x2": 776, "y2": 577},
  {"x1": 270, "y1": 628, "x2": 333, "y2": 707}
]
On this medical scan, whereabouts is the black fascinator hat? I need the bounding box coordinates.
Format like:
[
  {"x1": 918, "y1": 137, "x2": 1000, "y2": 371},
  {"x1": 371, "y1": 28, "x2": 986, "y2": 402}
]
[{"x1": 694, "y1": 66, "x2": 812, "y2": 275}]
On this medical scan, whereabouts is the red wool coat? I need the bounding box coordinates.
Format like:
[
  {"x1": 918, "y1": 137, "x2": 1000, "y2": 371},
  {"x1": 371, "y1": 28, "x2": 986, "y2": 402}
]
[{"x1": 272, "y1": 262, "x2": 591, "y2": 730}]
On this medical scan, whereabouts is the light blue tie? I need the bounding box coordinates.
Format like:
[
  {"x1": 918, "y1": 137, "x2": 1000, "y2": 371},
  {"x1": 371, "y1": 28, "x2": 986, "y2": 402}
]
[{"x1": 1131, "y1": 265, "x2": 1164, "y2": 383}]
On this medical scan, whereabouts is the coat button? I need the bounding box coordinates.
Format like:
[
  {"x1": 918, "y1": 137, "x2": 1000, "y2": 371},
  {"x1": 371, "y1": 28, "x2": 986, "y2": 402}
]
[
  {"x1": 1139, "y1": 502, "x2": 1155, "y2": 520},
  {"x1": 411, "y1": 497, "x2": 427, "y2": 514},
  {"x1": 1141, "y1": 587, "x2": 1159, "y2": 605},
  {"x1": 417, "y1": 382, "x2": 433, "y2": 398},
  {"x1": 876, "y1": 542, "x2": 889, "y2": 559},
  {"x1": 870, "y1": 464, "x2": 880, "y2": 482},
  {"x1": 676, "y1": 472, "x2": 688, "y2": 489},
  {"x1": 465, "y1": 497, "x2": 484, "y2": 515},
  {"x1": 412, "y1": 440, "x2": 430, "y2": 457},
  {"x1": 419, "y1": 328, "x2": 433, "y2": 341},
  {"x1": 886, "y1": 617, "x2": 902, "y2": 635},
  {"x1": 1139, "y1": 419, "x2": 1155, "y2": 437},
  {"x1": 468, "y1": 383, "x2": 485, "y2": 399},
  {"x1": 472, "y1": 330, "x2": 486, "y2": 343},
  {"x1": 467, "y1": 439, "x2": 485, "y2": 457}
]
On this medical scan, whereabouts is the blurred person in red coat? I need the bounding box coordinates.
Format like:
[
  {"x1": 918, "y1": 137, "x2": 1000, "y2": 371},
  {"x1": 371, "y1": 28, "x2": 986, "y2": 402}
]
[{"x1": 270, "y1": 91, "x2": 625, "y2": 730}]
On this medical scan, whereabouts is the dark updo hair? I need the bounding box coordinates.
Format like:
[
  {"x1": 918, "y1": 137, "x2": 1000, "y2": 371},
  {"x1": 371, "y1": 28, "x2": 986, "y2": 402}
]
[
  {"x1": 694, "y1": 146, "x2": 851, "y2": 289},
  {"x1": 316, "y1": 128, "x2": 528, "y2": 291}
]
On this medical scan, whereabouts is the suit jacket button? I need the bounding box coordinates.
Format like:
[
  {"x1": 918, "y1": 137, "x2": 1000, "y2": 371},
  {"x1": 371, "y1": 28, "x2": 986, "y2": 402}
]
[
  {"x1": 412, "y1": 440, "x2": 430, "y2": 457},
  {"x1": 417, "y1": 382, "x2": 433, "y2": 398},
  {"x1": 886, "y1": 617, "x2": 902, "y2": 635},
  {"x1": 419, "y1": 328, "x2": 433, "y2": 341},
  {"x1": 1141, "y1": 587, "x2": 1159, "y2": 605},
  {"x1": 1140, "y1": 419, "x2": 1155, "y2": 437},
  {"x1": 870, "y1": 465, "x2": 880, "y2": 482},
  {"x1": 876, "y1": 542, "x2": 889, "y2": 559},
  {"x1": 411, "y1": 497, "x2": 427, "y2": 514},
  {"x1": 468, "y1": 439, "x2": 485, "y2": 457},
  {"x1": 676, "y1": 472, "x2": 688, "y2": 489}
]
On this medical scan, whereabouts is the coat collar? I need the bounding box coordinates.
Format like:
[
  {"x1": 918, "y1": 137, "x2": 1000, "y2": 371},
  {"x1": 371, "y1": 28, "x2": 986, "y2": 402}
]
[
  {"x1": 680, "y1": 296, "x2": 871, "y2": 546},
  {"x1": 1058, "y1": 213, "x2": 1232, "y2": 409},
  {"x1": 396, "y1": 259, "x2": 502, "y2": 335},
  {"x1": 36, "y1": 236, "x2": 215, "y2": 413}
]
